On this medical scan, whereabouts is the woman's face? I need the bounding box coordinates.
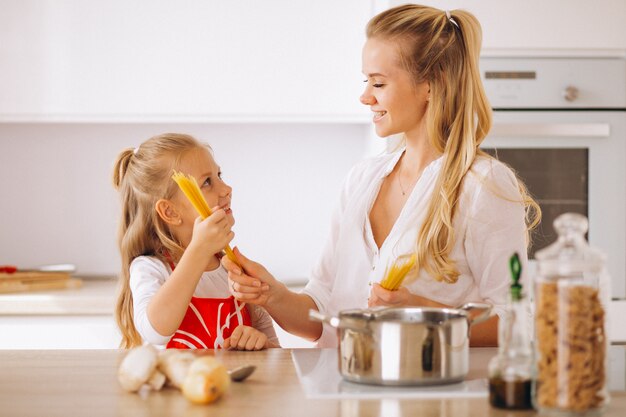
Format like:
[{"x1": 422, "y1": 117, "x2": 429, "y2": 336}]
[
  {"x1": 172, "y1": 147, "x2": 234, "y2": 246},
  {"x1": 360, "y1": 37, "x2": 430, "y2": 139}
]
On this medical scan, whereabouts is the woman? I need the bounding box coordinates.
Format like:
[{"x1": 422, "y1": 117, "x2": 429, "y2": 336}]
[{"x1": 222, "y1": 4, "x2": 540, "y2": 347}]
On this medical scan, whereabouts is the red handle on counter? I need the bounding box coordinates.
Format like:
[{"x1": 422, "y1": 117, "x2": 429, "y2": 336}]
[{"x1": 0, "y1": 265, "x2": 18, "y2": 274}]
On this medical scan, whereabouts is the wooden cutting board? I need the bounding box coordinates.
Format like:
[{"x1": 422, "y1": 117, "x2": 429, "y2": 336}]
[
  {"x1": 0, "y1": 271, "x2": 71, "y2": 282},
  {"x1": 0, "y1": 272, "x2": 82, "y2": 294}
]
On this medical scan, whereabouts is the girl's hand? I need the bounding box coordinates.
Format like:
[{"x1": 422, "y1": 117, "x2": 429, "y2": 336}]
[
  {"x1": 223, "y1": 325, "x2": 268, "y2": 350},
  {"x1": 222, "y1": 247, "x2": 281, "y2": 307},
  {"x1": 368, "y1": 283, "x2": 411, "y2": 308},
  {"x1": 188, "y1": 207, "x2": 234, "y2": 256}
]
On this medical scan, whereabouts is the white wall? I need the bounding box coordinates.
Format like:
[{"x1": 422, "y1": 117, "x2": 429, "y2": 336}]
[{"x1": 0, "y1": 124, "x2": 371, "y2": 283}]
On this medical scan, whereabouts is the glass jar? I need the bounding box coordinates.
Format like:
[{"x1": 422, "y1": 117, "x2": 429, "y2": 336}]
[{"x1": 533, "y1": 213, "x2": 610, "y2": 414}]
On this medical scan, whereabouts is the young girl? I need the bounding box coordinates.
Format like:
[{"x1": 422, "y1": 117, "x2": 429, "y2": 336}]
[{"x1": 112, "y1": 133, "x2": 279, "y2": 349}]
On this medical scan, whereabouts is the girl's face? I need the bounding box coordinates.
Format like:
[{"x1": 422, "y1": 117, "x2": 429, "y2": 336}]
[
  {"x1": 360, "y1": 37, "x2": 430, "y2": 139},
  {"x1": 172, "y1": 147, "x2": 233, "y2": 246}
]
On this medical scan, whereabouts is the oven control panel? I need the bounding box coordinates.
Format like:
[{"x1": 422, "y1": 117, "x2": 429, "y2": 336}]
[{"x1": 480, "y1": 57, "x2": 626, "y2": 109}]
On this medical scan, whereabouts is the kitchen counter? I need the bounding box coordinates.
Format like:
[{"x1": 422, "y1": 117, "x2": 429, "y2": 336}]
[
  {"x1": 1, "y1": 277, "x2": 625, "y2": 348},
  {"x1": 1, "y1": 348, "x2": 625, "y2": 417},
  {"x1": 0, "y1": 278, "x2": 314, "y2": 349},
  {"x1": 1, "y1": 277, "x2": 625, "y2": 344},
  {"x1": 0, "y1": 277, "x2": 117, "y2": 315}
]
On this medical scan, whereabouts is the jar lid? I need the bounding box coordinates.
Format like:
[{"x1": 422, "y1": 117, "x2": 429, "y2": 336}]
[{"x1": 535, "y1": 213, "x2": 605, "y2": 276}]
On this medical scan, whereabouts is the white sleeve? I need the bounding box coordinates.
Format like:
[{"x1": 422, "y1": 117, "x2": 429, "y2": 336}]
[
  {"x1": 249, "y1": 305, "x2": 280, "y2": 346},
  {"x1": 302, "y1": 162, "x2": 363, "y2": 314},
  {"x1": 129, "y1": 257, "x2": 174, "y2": 346},
  {"x1": 464, "y1": 161, "x2": 528, "y2": 319}
]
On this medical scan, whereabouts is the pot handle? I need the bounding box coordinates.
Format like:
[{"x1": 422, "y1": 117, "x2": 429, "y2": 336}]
[
  {"x1": 458, "y1": 302, "x2": 493, "y2": 326},
  {"x1": 308, "y1": 309, "x2": 341, "y2": 328},
  {"x1": 308, "y1": 309, "x2": 370, "y2": 332}
]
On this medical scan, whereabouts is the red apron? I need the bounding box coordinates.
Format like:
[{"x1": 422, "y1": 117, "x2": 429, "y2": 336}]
[
  {"x1": 163, "y1": 256, "x2": 251, "y2": 350},
  {"x1": 166, "y1": 295, "x2": 251, "y2": 349}
]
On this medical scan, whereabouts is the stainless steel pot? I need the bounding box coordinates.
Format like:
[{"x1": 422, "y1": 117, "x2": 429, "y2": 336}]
[{"x1": 309, "y1": 303, "x2": 492, "y2": 386}]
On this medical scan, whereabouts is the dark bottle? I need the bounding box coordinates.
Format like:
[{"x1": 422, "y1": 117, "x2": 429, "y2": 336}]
[{"x1": 488, "y1": 253, "x2": 533, "y2": 410}]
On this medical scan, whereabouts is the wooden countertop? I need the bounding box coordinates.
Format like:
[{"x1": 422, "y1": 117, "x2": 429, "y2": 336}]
[{"x1": 1, "y1": 348, "x2": 624, "y2": 417}]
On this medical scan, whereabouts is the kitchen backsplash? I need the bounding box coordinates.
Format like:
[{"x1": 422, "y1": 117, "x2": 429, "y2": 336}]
[{"x1": 0, "y1": 123, "x2": 375, "y2": 284}]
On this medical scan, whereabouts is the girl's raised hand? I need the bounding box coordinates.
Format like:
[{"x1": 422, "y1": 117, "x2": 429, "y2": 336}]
[
  {"x1": 188, "y1": 207, "x2": 234, "y2": 257},
  {"x1": 223, "y1": 325, "x2": 267, "y2": 350},
  {"x1": 221, "y1": 247, "x2": 277, "y2": 306}
]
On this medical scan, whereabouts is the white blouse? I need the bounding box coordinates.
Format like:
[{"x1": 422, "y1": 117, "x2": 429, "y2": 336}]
[
  {"x1": 130, "y1": 256, "x2": 278, "y2": 347},
  {"x1": 303, "y1": 150, "x2": 528, "y2": 347}
]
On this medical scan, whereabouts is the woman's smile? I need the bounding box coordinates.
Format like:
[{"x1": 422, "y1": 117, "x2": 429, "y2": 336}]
[{"x1": 372, "y1": 110, "x2": 387, "y2": 123}]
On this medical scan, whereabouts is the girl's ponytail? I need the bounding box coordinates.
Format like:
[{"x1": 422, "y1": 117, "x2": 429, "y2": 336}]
[{"x1": 112, "y1": 148, "x2": 134, "y2": 190}]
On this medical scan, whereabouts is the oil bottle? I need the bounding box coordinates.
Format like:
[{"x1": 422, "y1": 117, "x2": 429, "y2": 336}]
[{"x1": 488, "y1": 252, "x2": 533, "y2": 410}]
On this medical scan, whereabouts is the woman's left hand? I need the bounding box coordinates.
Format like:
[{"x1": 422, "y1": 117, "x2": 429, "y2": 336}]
[
  {"x1": 368, "y1": 283, "x2": 411, "y2": 307},
  {"x1": 369, "y1": 283, "x2": 451, "y2": 309}
]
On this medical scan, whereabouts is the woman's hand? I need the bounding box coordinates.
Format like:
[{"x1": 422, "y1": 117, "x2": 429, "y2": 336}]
[
  {"x1": 368, "y1": 283, "x2": 411, "y2": 307},
  {"x1": 221, "y1": 247, "x2": 283, "y2": 306},
  {"x1": 223, "y1": 325, "x2": 268, "y2": 350},
  {"x1": 368, "y1": 283, "x2": 450, "y2": 308},
  {"x1": 188, "y1": 207, "x2": 234, "y2": 256}
]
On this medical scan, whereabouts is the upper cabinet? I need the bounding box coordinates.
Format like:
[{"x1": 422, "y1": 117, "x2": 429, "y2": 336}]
[
  {"x1": 0, "y1": 0, "x2": 375, "y2": 122},
  {"x1": 394, "y1": 0, "x2": 626, "y2": 50}
]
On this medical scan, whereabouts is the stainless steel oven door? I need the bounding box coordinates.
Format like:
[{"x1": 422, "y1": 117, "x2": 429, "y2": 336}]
[{"x1": 481, "y1": 110, "x2": 626, "y2": 299}]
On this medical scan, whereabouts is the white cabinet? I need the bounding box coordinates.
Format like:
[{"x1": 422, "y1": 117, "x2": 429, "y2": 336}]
[
  {"x1": 391, "y1": 0, "x2": 626, "y2": 50},
  {"x1": 0, "y1": 315, "x2": 315, "y2": 349},
  {"x1": 0, "y1": 316, "x2": 121, "y2": 349},
  {"x1": 0, "y1": 279, "x2": 121, "y2": 349},
  {"x1": 0, "y1": 0, "x2": 373, "y2": 122}
]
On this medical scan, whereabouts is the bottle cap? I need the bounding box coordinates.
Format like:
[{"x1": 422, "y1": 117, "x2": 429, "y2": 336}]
[{"x1": 509, "y1": 252, "x2": 522, "y2": 301}]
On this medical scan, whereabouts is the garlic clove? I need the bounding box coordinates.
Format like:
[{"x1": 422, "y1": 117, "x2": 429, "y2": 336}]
[
  {"x1": 117, "y1": 345, "x2": 158, "y2": 392},
  {"x1": 147, "y1": 369, "x2": 167, "y2": 391},
  {"x1": 182, "y1": 356, "x2": 230, "y2": 404},
  {"x1": 158, "y1": 350, "x2": 196, "y2": 388}
]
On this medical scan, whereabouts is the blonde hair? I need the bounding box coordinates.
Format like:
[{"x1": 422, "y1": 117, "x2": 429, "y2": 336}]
[
  {"x1": 112, "y1": 133, "x2": 209, "y2": 348},
  {"x1": 367, "y1": 5, "x2": 540, "y2": 283}
]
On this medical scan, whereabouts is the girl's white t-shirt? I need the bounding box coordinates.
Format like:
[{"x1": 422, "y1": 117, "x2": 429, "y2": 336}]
[
  {"x1": 302, "y1": 151, "x2": 528, "y2": 347},
  {"x1": 130, "y1": 256, "x2": 279, "y2": 346}
]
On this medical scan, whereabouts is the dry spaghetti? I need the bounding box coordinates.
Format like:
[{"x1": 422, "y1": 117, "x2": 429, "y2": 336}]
[
  {"x1": 380, "y1": 254, "x2": 416, "y2": 291},
  {"x1": 171, "y1": 171, "x2": 240, "y2": 266}
]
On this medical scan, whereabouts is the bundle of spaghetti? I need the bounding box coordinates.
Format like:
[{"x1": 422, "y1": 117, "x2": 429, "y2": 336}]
[
  {"x1": 380, "y1": 254, "x2": 417, "y2": 291},
  {"x1": 171, "y1": 171, "x2": 240, "y2": 266}
]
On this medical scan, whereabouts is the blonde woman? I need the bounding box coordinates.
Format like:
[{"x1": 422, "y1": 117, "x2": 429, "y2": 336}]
[
  {"x1": 222, "y1": 4, "x2": 540, "y2": 347},
  {"x1": 113, "y1": 133, "x2": 278, "y2": 349}
]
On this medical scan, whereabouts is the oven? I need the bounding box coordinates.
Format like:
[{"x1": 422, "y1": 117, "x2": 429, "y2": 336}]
[{"x1": 479, "y1": 54, "x2": 626, "y2": 304}]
